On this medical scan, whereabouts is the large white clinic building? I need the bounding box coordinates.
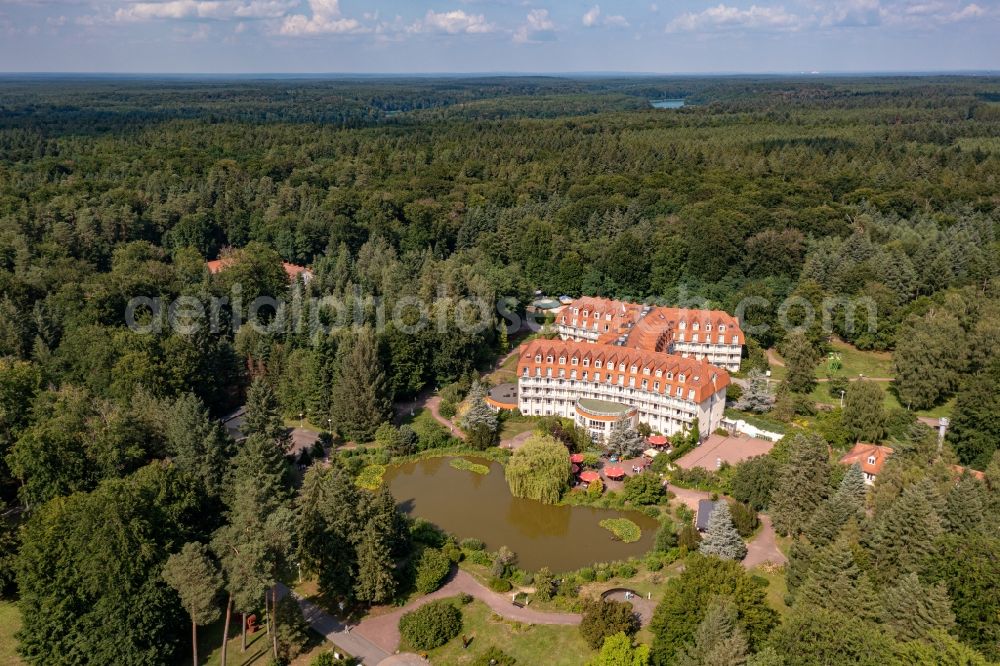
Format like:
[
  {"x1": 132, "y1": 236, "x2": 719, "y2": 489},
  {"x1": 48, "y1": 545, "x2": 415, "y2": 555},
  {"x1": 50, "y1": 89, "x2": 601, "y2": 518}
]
[{"x1": 516, "y1": 339, "x2": 730, "y2": 440}]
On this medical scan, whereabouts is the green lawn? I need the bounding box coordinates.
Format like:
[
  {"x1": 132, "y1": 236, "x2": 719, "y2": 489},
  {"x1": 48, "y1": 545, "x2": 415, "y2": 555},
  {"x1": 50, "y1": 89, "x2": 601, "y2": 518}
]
[
  {"x1": 498, "y1": 417, "x2": 538, "y2": 441},
  {"x1": 748, "y1": 565, "x2": 789, "y2": 617},
  {"x1": 419, "y1": 599, "x2": 594, "y2": 666},
  {"x1": 0, "y1": 600, "x2": 24, "y2": 665},
  {"x1": 768, "y1": 339, "x2": 893, "y2": 382},
  {"x1": 809, "y1": 382, "x2": 955, "y2": 418}
]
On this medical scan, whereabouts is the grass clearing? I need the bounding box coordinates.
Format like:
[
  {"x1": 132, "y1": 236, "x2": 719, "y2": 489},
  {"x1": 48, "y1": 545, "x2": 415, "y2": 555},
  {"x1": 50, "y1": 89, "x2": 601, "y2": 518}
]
[
  {"x1": 423, "y1": 599, "x2": 593, "y2": 666},
  {"x1": 0, "y1": 600, "x2": 23, "y2": 665},
  {"x1": 749, "y1": 564, "x2": 790, "y2": 617}
]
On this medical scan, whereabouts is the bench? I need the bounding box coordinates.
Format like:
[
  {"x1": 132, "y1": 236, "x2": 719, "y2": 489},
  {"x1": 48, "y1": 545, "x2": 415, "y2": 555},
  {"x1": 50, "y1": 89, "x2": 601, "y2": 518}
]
[{"x1": 512, "y1": 601, "x2": 525, "y2": 609}]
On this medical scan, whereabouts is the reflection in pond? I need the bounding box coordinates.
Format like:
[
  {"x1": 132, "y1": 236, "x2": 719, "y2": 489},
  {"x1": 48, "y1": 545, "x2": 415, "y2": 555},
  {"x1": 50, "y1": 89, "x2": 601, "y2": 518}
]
[{"x1": 386, "y1": 457, "x2": 658, "y2": 572}]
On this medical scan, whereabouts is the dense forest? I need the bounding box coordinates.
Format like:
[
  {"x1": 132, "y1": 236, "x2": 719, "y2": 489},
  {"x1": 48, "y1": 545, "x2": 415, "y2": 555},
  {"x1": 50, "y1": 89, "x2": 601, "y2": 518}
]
[{"x1": 0, "y1": 75, "x2": 999, "y2": 664}]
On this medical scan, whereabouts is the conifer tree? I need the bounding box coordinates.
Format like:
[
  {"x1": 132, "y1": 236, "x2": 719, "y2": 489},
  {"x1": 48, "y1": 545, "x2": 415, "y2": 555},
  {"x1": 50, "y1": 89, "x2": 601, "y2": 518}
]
[
  {"x1": 881, "y1": 572, "x2": 955, "y2": 642},
  {"x1": 242, "y1": 376, "x2": 290, "y2": 451},
  {"x1": 331, "y1": 327, "x2": 392, "y2": 442},
  {"x1": 699, "y1": 502, "x2": 747, "y2": 561},
  {"x1": 869, "y1": 480, "x2": 944, "y2": 584},
  {"x1": 781, "y1": 332, "x2": 818, "y2": 395},
  {"x1": 606, "y1": 422, "x2": 645, "y2": 459},
  {"x1": 842, "y1": 379, "x2": 887, "y2": 442},
  {"x1": 785, "y1": 538, "x2": 816, "y2": 596},
  {"x1": 732, "y1": 369, "x2": 775, "y2": 413},
  {"x1": 943, "y1": 474, "x2": 985, "y2": 533},
  {"x1": 796, "y1": 531, "x2": 880, "y2": 621},
  {"x1": 162, "y1": 542, "x2": 223, "y2": 666},
  {"x1": 677, "y1": 597, "x2": 748, "y2": 666},
  {"x1": 228, "y1": 432, "x2": 291, "y2": 514},
  {"x1": 804, "y1": 463, "x2": 866, "y2": 548},
  {"x1": 460, "y1": 380, "x2": 499, "y2": 450},
  {"x1": 166, "y1": 393, "x2": 230, "y2": 497},
  {"x1": 770, "y1": 433, "x2": 831, "y2": 536},
  {"x1": 354, "y1": 522, "x2": 397, "y2": 604},
  {"x1": 363, "y1": 484, "x2": 410, "y2": 558}
]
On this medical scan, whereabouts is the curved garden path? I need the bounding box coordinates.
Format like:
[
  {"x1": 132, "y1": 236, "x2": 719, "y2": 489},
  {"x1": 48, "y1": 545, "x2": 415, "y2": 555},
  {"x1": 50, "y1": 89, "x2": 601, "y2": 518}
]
[{"x1": 353, "y1": 569, "x2": 581, "y2": 655}]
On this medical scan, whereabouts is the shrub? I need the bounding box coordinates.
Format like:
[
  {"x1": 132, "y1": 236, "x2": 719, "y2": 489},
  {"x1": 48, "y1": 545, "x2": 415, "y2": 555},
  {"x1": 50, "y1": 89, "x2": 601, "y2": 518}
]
[
  {"x1": 488, "y1": 577, "x2": 512, "y2": 593},
  {"x1": 579, "y1": 599, "x2": 641, "y2": 650},
  {"x1": 615, "y1": 562, "x2": 638, "y2": 578},
  {"x1": 587, "y1": 477, "x2": 605, "y2": 498},
  {"x1": 399, "y1": 599, "x2": 463, "y2": 651},
  {"x1": 466, "y1": 550, "x2": 491, "y2": 566},
  {"x1": 654, "y1": 522, "x2": 678, "y2": 552},
  {"x1": 415, "y1": 548, "x2": 453, "y2": 594},
  {"x1": 442, "y1": 541, "x2": 462, "y2": 563},
  {"x1": 599, "y1": 518, "x2": 642, "y2": 543},
  {"x1": 558, "y1": 577, "x2": 579, "y2": 598},
  {"x1": 490, "y1": 546, "x2": 517, "y2": 579},
  {"x1": 515, "y1": 570, "x2": 534, "y2": 586},
  {"x1": 623, "y1": 473, "x2": 666, "y2": 505},
  {"x1": 459, "y1": 592, "x2": 473, "y2": 605},
  {"x1": 678, "y1": 523, "x2": 702, "y2": 550},
  {"x1": 534, "y1": 567, "x2": 555, "y2": 601},
  {"x1": 438, "y1": 400, "x2": 457, "y2": 419},
  {"x1": 645, "y1": 556, "x2": 664, "y2": 571},
  {"x1": 471, "y1": 647, "x2": 516, "y2": 666},
  {"x1": 578, "y1": 567, "x2": 595, "y2": 582},
  {"x1": 596, "y1": 570, "x2": 611, "y2": 582},
  {"x1": 729, "y1": 501, "x2": 760, "y2": 538},
  {"x1": 410, "y1": 519, "x2": 447, "y2": 548},
  {"x1": 460, "y1": 538, "x2": 485, "y2": 551}
]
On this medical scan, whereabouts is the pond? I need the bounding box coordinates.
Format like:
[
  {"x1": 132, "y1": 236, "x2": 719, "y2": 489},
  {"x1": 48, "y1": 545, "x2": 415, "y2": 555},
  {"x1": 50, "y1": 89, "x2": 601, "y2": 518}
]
[
  {"x1": 386, "y1": 456, "x2": 658, "y2": 572},
  {"x1": 650, "y1": 99, "x2": 685, "y2": 109}
]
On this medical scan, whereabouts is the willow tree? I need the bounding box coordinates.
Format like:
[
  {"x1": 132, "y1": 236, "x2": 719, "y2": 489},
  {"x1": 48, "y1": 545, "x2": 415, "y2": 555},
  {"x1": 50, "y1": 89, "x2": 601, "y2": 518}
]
[{"x1": 504, "y1": 434, "x2": 570, "y2": 504}]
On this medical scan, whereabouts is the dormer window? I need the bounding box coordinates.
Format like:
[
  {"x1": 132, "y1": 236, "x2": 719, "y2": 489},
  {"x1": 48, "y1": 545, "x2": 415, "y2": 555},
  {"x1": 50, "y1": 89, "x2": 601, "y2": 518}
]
[
  {"x1": 570, "y1": 370, "x2": 577, "y2": 379},
  {"x1": 654, "y1": 381, "x2": 660, "y2": 390},
  {"x1": 559, "y1": 356, "x2": 566, "y2": 364},
  {"x1": 582, "y1": 310, "x2": 589, "y2": 317},
  {"x1": 641, "y1": 379, "x2": 648, "y2": 389},
  {"x1": 679, "y1": 321, "x2": 686, "y2": 330},
  {"x1": 693, "y1": 322, "x2": 699, "y2": 331},
  {"x1": 535, "y1": 354, "x2": 542, "y2": 362},
  {"x1": 679, "y1": 374, "x2": 686, "y2": 382},
  {"x1": 719, "y1": 325, "x2": 726, "y2": 333},
  {"x1": 655, "y1": 369, "x2": 662, "y2": 377},
  {"x1": 619, "y1": 362, "x2": 626, "y2": 371},
  {"x1": 573, "y1": 308, "x2": 579, "y2": 315},
  {"x1": 571, "y1": 357, "x2": 578, "y2": 365},
  {"x1": 666, "y1": 372, "x2": 674, "y2": 380},
  {"x1": 605, "y1": 313, "x2": 612, "y2": 321},
  {"x1": 868, "y1": 456, "x2": 876, "y2": 465},
  {"x1": 706, "y1": 324, "x2": 712, "y2": 331},
  {"x1": 630, "y1": 365, "x2": 638, "y2": 373},
  {"x1": 595, "y1": 360, "x2": 602, "y2": 368},
  {"x1": 643, "y1": 367, "x2": 651, "y2": 375}
]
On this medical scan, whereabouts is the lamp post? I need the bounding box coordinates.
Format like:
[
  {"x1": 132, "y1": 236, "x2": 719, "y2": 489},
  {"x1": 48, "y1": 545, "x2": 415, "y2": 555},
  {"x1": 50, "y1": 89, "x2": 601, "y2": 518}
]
[{"x1": 840, "y1": 390, "x2": 845, "y2": 409}]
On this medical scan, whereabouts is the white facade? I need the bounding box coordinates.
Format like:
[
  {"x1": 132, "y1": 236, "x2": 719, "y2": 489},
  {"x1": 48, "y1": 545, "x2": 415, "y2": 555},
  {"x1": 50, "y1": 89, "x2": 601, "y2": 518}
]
[{"x1": 517, "y1": 374, "x2": 726, "y2": 438}]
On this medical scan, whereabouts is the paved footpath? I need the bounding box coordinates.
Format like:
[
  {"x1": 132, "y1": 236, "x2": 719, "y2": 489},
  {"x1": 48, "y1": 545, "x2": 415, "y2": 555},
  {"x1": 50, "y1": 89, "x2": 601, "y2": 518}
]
[
  {"x1": 354, "y1": 569, "x2": 581, "y2": 655},
  {"x1": 277, "y1": 584, "x2": 391, "y2": 666}
]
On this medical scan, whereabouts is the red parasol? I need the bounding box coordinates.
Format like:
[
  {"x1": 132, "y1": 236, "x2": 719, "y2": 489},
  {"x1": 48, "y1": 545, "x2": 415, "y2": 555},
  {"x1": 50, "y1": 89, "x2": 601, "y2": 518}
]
[
  {"x1": 579, "y1": 471, "x2": 600, "y2": 483},
  {"x1": 570, "y1": 453, "x2": 585, "y2": 463},
  {"x1": 605, "y1": 466, "x2": 626, "y2": 479}
]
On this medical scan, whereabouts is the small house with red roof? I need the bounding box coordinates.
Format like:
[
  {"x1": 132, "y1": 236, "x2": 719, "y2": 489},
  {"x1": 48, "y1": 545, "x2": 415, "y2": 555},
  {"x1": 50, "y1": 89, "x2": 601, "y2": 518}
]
[{"x1": 839, "y1": 443, "x2": 894, "y2": 485}]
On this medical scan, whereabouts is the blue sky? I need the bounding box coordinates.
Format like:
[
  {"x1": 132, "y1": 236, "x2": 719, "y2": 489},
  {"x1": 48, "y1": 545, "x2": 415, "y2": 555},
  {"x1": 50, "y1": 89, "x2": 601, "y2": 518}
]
[{"x1": 1, "y1": 0, "x2": 998, "y2": 73}]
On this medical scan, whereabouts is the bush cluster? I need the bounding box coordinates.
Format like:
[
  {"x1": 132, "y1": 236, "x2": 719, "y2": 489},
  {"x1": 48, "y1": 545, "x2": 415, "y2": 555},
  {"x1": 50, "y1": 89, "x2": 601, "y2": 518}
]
[{"x1": 399, "y1": 599, "x2": 463, "y2": 651}]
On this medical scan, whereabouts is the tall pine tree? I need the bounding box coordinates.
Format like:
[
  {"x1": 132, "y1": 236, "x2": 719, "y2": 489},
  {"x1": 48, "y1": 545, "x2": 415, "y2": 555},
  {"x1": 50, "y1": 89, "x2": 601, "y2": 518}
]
[
  {"x1": 804, "y1": 463, "x2": 866, "y2": 548},
  {"x1": 880, "y1": 572, "x2": 955, "y2": 642},
  {"x1": 331, "y1": 327, "x2": 392, "y2": 442},
  {"x1": 770, "y1": 433, "x2": 831, "y2": 536},
  {"x1": 868, "y1": 480, "x2": 943, "y2": 585},
  {"x1": 242, "y1": 376, "x2": 290, "y2": 451}
]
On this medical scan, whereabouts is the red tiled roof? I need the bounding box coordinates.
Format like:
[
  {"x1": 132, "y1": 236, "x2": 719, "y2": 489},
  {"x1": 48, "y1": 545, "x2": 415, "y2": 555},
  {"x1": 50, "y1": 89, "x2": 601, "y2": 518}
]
[
  {"x1": 206, "y1": 258, "x2": 310, "y2": 280},
  {"x1": 517, "y1": 339, "x2": 729, "y2": 404},
  {"x1": 839, "y1": 443, "x2": 894, "y2": 477}
]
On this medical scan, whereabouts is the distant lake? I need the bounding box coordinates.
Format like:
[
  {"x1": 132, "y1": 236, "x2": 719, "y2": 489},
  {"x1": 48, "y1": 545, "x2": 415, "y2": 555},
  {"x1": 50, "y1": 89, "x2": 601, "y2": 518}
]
[{"x1": 650, "y1": 99, "x2": 685, "y2": 109}]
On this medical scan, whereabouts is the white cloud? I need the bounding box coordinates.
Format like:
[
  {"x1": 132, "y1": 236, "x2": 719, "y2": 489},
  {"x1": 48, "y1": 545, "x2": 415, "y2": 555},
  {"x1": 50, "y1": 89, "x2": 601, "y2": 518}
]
[
  {"x1": 946, "y1": 2, "x2": 987, "y2": 20},
  {"x1": 514, "y1": 7, "x2": 555, "y2": 42},
  {"x1": 666, "y1": 4, "x2": 804, "y2": 32},
  {"x1": 408, "y1": 9, "x2": 494, "y2": 34},
  {"x1": 583, "y1": 4, "x2": 630, "y2": 28},
  {"x1": 820, "y1": 0, "x2": 882, "y2": 27},
  {"x1": 279, "y1": 0, "x2": 365, "y2": 35},
  {"x1": 114, "y1": 0, "x2": 293, "y2": 22},
  {"x1": 869, "y1": 0, "x2": 993, "y2": 27}
]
